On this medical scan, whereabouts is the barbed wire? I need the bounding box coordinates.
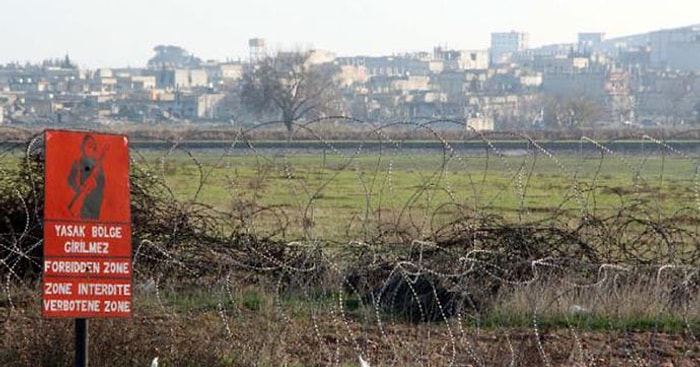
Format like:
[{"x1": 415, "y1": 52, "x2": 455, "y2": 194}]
[{"x1": 1, "y1": 118, "x2": 699, "y2": 366}]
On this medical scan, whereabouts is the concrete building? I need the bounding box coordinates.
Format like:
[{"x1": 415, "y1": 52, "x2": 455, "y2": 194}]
[
  {"x1": 202, "y1": 62, "x2": 244, "y2": 86},
  {"x1": 131, "y1": 76, "x2": 156, "y2": 90},
  {"x1": 22, "y1": 96, "x2": 56, "y2": 117},
  {"x1": 153, "y1": 69, "x2": 208, "y2": 90},
  {"x1": 174, "y1": 92, "x2": 226, "y2": 119},
  {"x1": 469, "y1": 94, "x2": 523, "y2": 125},
  {"x1": 433, "y1": 47, "x2": 489, "y2": 71},
  {"x1": 544, "y1": 71, "x2": 607, "y2": 100},
  {"x1": 578, "y1": 33, "x2": 605, "y2": 54},
  {"x1": 219, "y1": 63, "x2": 244, "y2": 82},
  {"x1": 519, "y1": 73, "x2": 543, "y2": 89},
  {"x1": 636, "y1": 71, "x2": 698, "y2": 124},
  {"x1": 92, "y1": 76, "x2": 117, "y2": 93},
  {"x1": 467, "y1": 115, "x2": 495, "y2": 131},
  {"x1": 340, "y1": 55, "x2": 444, "y2": 78},
  {"x1": 117, "y1": 75, "x2": 156, "y2": 91},
  {"x1": 542, "y1": 55, "x2": 591, "y2": 74},
  {"x1": 542, "y1": 58, "x2": 635, "y2": 124},
  {"x1": 363, "y1": 56, "x2": 406, "y2": 77},
  {"x1": 403, "y1": 91, "x2": 448, "y2": 118},
  {"x1": 619, "y1": 46, "x2": 651, "y2": 67},
  {"x1": 95, "y1": 68, "x2": 113, "y2": 78},
  {"x1": 490, "y1": 31, "x2": 529, "y2": 65},
  {"x1": 306, "y1": 50, "x2": 336, "y2": 65},
  {"x1": 337, "y1": 64, "x2": 368, "y2": 87},
  {"x1": 650, "y1": 25, "x2": 700, "y2": 71},
  {"x1": 435, "y1": 71, "x2": 473, "y2": 101},
  {"x1": 368, "y1": 75, "x2": 431, "y2": 94},
  {"x1": 604, "y1": 71, "x2": 635, "y2": 123}
]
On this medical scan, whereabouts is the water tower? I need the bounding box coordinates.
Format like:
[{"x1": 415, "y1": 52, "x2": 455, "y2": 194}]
[{"x1": 248, "y1": 38, "x2": 266, "y2": 63}]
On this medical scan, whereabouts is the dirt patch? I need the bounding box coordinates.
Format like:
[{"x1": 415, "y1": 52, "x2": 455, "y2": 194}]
[{"x1": 2, "y1": 303, "x2": 698, "y2": 367}]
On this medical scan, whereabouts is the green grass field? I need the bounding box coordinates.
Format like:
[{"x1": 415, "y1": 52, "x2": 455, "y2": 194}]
[
  {"x1": 3, "y1": 143, "x2": 698, "y2": 243},
  {"x1": 129, "y1": 147, "x2": 700, "y2": 241}
]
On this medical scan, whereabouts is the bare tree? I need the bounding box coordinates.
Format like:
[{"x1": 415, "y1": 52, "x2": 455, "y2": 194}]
[{"x1": 240, "y1": 51, "x2": 342, "y2": 131}]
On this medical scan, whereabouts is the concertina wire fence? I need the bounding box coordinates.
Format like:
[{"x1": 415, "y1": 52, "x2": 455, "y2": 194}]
[{"x1": 0, "y1": 117, "x2": 698, "y2": 366}]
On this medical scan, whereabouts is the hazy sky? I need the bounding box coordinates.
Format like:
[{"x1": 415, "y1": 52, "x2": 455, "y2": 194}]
[{"x1": 3, "y1": 0, "x2": 698, "y2": 68}]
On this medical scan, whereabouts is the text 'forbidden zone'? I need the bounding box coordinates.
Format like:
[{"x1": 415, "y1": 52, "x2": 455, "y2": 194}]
[{"x1": 43, "y1": 130, "x2": 132, "y2": 318}]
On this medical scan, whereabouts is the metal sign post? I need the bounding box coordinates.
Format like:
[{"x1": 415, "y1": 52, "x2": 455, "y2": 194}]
[
  {"x1": 42, "y1": 130, "x2": 132, "y2": 366},
  {"x1": 76, "y1": 318, "x2": 88, "y2": 367}
]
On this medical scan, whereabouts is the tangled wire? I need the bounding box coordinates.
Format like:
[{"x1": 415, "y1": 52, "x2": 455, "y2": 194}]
[{"x1": 1, "y1": 122, "x2": 699, "y2": 366}]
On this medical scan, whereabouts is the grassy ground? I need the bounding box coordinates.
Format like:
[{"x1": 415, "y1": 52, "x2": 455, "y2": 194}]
[
  {"x1": 2, "y1": 278, "x2": 698, "y2": 367},
  {"x1": 131, "y1": 147, "x2": 700, "y2": 242},
  {"x1": 2, "y1": 141, "x2": 700, "y2": 366}
]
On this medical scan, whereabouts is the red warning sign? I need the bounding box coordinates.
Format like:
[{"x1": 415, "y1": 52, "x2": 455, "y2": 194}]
[{"x1": 43, "y1": 130, "x2": 132, "y2": 318}]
